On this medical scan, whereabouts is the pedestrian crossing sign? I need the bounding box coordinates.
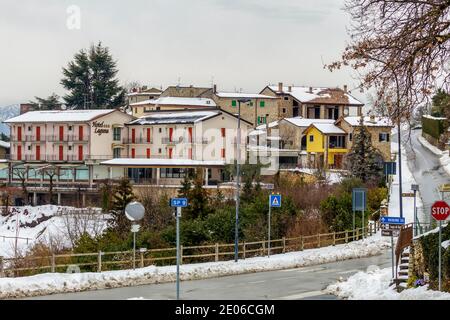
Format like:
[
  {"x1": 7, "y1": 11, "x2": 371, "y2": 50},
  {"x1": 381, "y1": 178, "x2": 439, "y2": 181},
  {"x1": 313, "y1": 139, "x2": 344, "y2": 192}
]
[{"x1": 270, "y1": 194, "x2": 281, "y2": 207}]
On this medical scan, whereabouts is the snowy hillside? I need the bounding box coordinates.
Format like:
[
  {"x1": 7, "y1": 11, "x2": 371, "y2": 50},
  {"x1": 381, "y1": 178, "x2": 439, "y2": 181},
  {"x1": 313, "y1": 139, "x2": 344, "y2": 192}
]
[
  {"x1": 0, "y1": 205, "x2": 109, "y2": 258},
  {"x1": 0, "y1": 104, "x2": 20, "y2": 135}
]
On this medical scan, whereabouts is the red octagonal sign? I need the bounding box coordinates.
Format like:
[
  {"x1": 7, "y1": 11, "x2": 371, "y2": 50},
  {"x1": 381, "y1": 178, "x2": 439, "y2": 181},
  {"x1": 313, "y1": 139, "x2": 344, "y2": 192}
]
[{"x1": 431, "y1": 201, "x2": 450, "y2": 221}]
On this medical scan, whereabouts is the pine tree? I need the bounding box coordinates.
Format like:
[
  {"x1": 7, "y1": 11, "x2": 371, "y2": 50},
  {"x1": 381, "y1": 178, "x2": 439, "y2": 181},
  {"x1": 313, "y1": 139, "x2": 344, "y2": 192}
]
[
  {"x1": 346, "y1": 117, "x2": 383, "y2": 183},
  {"x1": 61, "y1": 42, "x2": 125, "y2": 109},
  {"x1": 109, "y1": 178, "x2": 135, "y2": 237},
  {"x1": 185, "y1": 169, "x2": 210, "y2": 219},
  {"x1": 177, "y1": 171, "x2": 192, "y2": 198},
  {"x1": 30, "y1": 93, "x2": 61, "y2": 110}
]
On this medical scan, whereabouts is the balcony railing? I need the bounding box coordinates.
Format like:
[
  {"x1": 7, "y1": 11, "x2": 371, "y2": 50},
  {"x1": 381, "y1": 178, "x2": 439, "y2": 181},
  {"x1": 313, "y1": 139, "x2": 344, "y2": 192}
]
[
  {"x1": 46, "y1": 135, "x2": 89, "y2": 142},
  {"x1": 161, "y1": 137, "x2": 186, "y2": 144},
  {"x1": 122, "y1": 137, "x2": 153, "y2": 144}
]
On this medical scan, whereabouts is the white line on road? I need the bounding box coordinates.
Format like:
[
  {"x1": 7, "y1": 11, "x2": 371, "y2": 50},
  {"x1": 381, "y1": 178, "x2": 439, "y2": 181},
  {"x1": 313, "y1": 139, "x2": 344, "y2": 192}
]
[
  {"x1": 247, "y1": 280, "x2": 266, "y2": 284},
  {"x1": 278, "y1": 290, "x2": 325, "y2": 300},
  {"x1": 296, "y1": 267, "x2": 325, "y2": 273},
  {"x1": 273, "y1": 276, "x2": 298, "y2": 281}
]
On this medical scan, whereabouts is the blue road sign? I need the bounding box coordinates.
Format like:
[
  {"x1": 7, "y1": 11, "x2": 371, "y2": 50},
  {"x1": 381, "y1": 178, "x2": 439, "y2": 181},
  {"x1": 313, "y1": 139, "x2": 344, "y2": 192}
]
[
  {"x1": 352, "y1": 188, "x2": 367, "y2": 211},
  {"x1": 270, "y1": 194, "x2": 281, "y2": 207},
  {"x1": 380, "y1": 216, "x2": 405, "y2": 225},
  {"x1": 384, "y1": 161, "x2": 396, "y2": 175},
  {"x1": 170, "y1": 198, "x2": 188, "y2": 207}
]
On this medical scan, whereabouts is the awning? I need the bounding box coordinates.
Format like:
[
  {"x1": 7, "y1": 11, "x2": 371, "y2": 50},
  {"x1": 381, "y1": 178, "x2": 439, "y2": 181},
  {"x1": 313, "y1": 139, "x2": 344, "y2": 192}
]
[{"x1": 100, "y1": 158, "x2": 225, "y2": 168}]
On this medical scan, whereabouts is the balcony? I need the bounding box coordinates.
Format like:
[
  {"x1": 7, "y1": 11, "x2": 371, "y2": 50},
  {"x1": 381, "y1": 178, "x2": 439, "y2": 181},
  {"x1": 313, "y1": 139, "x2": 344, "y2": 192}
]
[
  {"x1": 161, "y1": 137, "x2": 185, "y2": 145},
  {"x1": 328, "y1": 136, "x2": 347, "y2": 149},
  {"x1": 122, "y1": 137, "x2": 152, "y2": 144},
  {"x1": 24, "y1": 154, "x2": 44, "y2": 162},
  {"x1": 46, "y1": 135, "x2": 88, "y2": 143}
]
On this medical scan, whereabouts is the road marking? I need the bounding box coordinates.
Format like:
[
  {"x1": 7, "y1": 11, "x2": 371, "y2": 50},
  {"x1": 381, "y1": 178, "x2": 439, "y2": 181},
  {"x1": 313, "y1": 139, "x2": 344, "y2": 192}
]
[
  {"x1": 273, "y1": 276, "x2": 297, "y2": 281},
  {"x1": 296, "y1": 267, "x2": 325, "y2": 273},
  {"x1": 247, "y1": 280, "x2": 266, "y2": 284},
  {"x1": 278, "y1": 290, "x2": 324, "y2": 300},
  {"x1": 280, "y1": 266, "x2": 324, "y2": 273}
]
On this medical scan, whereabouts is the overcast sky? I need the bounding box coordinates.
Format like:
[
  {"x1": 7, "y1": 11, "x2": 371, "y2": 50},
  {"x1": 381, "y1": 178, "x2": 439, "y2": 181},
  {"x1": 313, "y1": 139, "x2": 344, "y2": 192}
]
[{"x1": 0, "y1": 0, "x2": 366, "y2": 107}]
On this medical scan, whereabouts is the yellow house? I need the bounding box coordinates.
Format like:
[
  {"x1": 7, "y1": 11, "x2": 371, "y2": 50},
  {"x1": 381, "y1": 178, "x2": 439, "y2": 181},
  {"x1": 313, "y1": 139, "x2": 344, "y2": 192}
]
[{"x1": 304, "y1": 123, "x2": 348, "y2": 169}]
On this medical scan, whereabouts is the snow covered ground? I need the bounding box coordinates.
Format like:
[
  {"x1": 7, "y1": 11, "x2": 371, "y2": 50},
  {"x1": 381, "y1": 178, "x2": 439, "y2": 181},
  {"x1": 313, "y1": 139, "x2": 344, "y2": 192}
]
[
  {"x1": 0, "y1": 205, "x2": 107, "y2": 258},
  {"x1": 0, "y1": 235, "x2": 390, "y2": 299},
  {"x1": 325, "y1": 266, "x2": 450, "y2": 300},
  {"x1": 388, "y1": 142, "x2": 423, "y2": 224},
  {"x1": 417, "y1": 135, "x2": 450, "y2": 177}
]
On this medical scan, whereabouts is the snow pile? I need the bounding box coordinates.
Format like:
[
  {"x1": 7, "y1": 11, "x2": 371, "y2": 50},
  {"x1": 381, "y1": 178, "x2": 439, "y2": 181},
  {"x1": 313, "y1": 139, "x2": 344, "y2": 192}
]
[
  {"x1": 388, "y1": 143, "x2": 423, "y2": 224},
  {"x1": 326, "y1": 267, "x2": 450, "y2": 300},
  {"x1": 417, "y1": 135, "x2": 450, "y2": 177},
  {"x1": 0, "y1": 235, "x2": 390, "y2": 299},
  {"x1": 0, "y1": 205, "x2": 107, "y2": 258}
]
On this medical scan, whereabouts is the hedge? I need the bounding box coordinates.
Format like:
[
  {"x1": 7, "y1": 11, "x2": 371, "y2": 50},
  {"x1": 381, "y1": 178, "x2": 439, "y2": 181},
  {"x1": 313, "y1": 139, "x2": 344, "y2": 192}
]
[{"x1": 422, "y1": 116, "x2": 445, "y2": 140}]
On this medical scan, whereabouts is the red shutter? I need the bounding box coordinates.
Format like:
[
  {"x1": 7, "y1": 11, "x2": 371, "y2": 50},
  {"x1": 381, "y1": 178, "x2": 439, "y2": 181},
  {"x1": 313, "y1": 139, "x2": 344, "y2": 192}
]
[
  {"x1": 132, "y1": 129, "x2": 136, "y2": 143},
  {"x1": 17, "y1": 127, "x2": 22, "y2": 141},
  {"x1": 78, "y1": 145, "x2": 83, "y2": 161},
  {"x1": 36, "y1": 126, "x2": 41, "y2": 141},
  {"x1": 79, "y1": 126, "x2": 84, "y2": 141},
  {"x1": 188, "y1": 127, "x2": 193, "y2": 142},
  {"x1": 131, "y1": 148, "x2": 136, "y2": 158},
  {"x1": 146, "y1": 148, "x2": 150, "y2": 158},
  {"x1": 221, "y1": 128, "x2": 225, "y2": 137},
  {"x1": 36, "y1": 145, "x2": 40, "y2": 161},
  {"x1": 59, "y1": 126, "x2": 64, "y2": 141},
  {"x1": 59, "y1": 145, "x2": 64, "y2": 161},
  {"x1": 147, "y1": 128, "x2": 151, "y2": 143},
  {"x1": 169, "y1": 128, "x2": 173, "y2": 142},
  {"x1": 188, "y1": 148, "x2": 192, "y2": 159},
  {"x1": 168, "y1": 148, "x2": 173, "y2": 159},
  {"x1": 221, "y1": 148, "x2": 225, "y2": 158},
  {"x1": 17, "y1": 145, "x2": 22, "y2": 160}
]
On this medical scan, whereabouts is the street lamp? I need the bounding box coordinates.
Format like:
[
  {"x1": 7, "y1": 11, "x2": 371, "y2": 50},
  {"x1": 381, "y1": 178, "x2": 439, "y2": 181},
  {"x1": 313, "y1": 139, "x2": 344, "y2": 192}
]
[{"x1": 235, "y1": 98, "x2": 251, "y2": 263}]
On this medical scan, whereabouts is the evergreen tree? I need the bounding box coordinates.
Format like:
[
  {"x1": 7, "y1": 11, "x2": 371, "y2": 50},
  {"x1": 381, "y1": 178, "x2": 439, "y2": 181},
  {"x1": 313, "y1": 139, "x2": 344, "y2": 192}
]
[
  {"x1": 177, "y1": 171, "x2": 192, "y2": 198},
  {"x1": 109, "y1": 178, "x2": 135, "y2": 237},
  {"x1": 61, "y1": 42, "x2": 125, "y2": 109},
  {"x1": 0, "y1": 133, "x2": 9, "y2": 142},
  {"x1": 185, "y1": 169, "x2": 210, "y2": 219},
  {"x1": 30, "y1": 93, "x2": 61, "y2": 110},
  {"x1": 431, "y1": 89, "x2": 450, "y2": 118},
  {"x1": 346, "y1": 117, "x2": 383, "y2": 183}
]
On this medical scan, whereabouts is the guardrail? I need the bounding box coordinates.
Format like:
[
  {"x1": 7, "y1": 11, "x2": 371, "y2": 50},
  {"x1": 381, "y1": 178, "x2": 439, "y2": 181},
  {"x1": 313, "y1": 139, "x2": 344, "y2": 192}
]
[{"x1": 0, "y1": 224, "x2": 379, "y2": 278}]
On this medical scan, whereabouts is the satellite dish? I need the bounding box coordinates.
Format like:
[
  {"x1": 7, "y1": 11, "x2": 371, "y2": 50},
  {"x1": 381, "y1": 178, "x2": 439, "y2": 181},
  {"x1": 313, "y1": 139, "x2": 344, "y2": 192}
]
[{"x1": 125, "y1": 201, "x2": 145, "y2": 222}]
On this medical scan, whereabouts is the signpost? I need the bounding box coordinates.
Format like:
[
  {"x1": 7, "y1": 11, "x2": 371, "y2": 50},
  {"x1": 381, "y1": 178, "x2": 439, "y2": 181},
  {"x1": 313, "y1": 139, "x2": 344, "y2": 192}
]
[
  {"x1": 170, "y1": 197, "x2": 188, "y2": 300},
  {"x1": 380, "y1": 216, "x2": 405, "y2": 279},
  {"x1": 268, "y1": 194, "x2": 281, "y2": 258},
  {"x1": 431, "y1": 200, "x2": 450, "y2": 292},
  {"x1": 125, "y1": 201, "x2": 145, "y2": 270},
  {"x1": 411, "y1": 184, "x2": 419, "y2": 236},
  {"x1": 352, "y1": 188, "x2": 367, "y2": 238}
]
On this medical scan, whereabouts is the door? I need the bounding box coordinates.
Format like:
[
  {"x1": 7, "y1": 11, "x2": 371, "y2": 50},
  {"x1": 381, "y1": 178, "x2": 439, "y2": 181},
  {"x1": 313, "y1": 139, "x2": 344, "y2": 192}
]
[
  {"x1": 78, "y1": 145, "x2": 83, "y2": 161},
  {"x1": 79, "y1": 126, "x2": 84, "y2": 141},
  {"x1": 132, "y1": 128, "x2": 136, "y2": 143},
  {"x1": 131, "y1": 148, "x2": 136, "y2": 158},
  {"x1": 188, "y1": 127, "x2": 193, "y2": 142},
  {"x1": 147, "y1": 128, "x2": 151, "y2": 143},
  {"x1": 17, "y1": 127, "x2": 22, "y2": 141},
  {"x1": 36, "y1": 145, "x2": 40, "y2": 161},
  {"x1": 169, "y1": 128, "x2": 173, "y2": 142},
  {"x1": 146, "y1": 148, "x2": 150, "y2": 158},
  {"x1": 59, "y1": 126, "x2": 64, "y2": 141},
  {"x1": 36, "y1": 126, "x2": 41, "y2": 141},
  {"x1": 59, "y1": 145, "x2": 64, "y2": 161},
  {"x1": 334, "y1": 154, "x2": 343, "y2": 169},
  {"x1": 17, "y1": 145, "x2": 22, "y2": 160},
  {"x1": 188, "y1": 148, "x2": 192, "y2": 159},
  {"x1": 168, "y1": 148, "x2": 173, "y2": 159}
]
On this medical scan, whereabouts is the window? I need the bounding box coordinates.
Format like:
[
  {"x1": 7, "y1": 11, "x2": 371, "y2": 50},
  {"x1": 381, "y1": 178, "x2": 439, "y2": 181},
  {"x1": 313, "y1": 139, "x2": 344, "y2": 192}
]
[
  {"x1": 158, "y1": 128, "x2": 162, "y2": 133},
  {"x1": 282, "y1": 108, "x2": 286, "y2": 113},
  {"x1": 28, "y1": 126, "x2": 31, "y2": 131},
  {"x1": 231, "y1": 100, "x2": 237, "y2": 107},
  {"x1": 160, "y1": 168, "x2": 187, "y2": 178},
  {"x1": 68, "y1": 146, "x2": 72, "y2": 151},
  {"x1": 28, "y1": 145, "x2": 31, "y2": 151},
  {"x1": 158, "y1": 148, "x2": 162, "y2": 154},
  {"x1": 113, "y1": 148, "x2": 121, "y2": 158},
  {"x1": 309, "y1": 135, "x2": 314, "y2": 142},
  {"x1": 260, "y1": 101, "x2": 265, "y2": 107},
  {"x1": 113, "y1": 127, "x2": 121, "y2": 141},
  {"x1": 349, "y1": 133, "x2": 353, "y2": 141},
  {"x1": 284, "y1": 97, "x2": 289, "y2": 101},
  {"x1": 257, "y1": 116, "x2": 266, "y2": 124},
  {"x1": 379, "y1": 133, "x2": 390, "y2": 142},
  {"x1": 68, "y1": 126, "x2": 73, "y2": 131}
]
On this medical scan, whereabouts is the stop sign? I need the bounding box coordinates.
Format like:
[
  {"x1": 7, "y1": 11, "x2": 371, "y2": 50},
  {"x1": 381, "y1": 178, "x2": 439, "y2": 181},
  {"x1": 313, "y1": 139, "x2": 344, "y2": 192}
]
[{"x1": 431, "y1": 201, "x2": 450, "y2": 221}]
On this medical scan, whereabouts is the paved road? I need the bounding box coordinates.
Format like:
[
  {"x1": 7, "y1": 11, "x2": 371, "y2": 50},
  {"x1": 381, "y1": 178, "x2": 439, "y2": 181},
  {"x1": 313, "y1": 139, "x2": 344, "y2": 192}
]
[
  {"x1": 26, "y1": 250, "x2": 392, "y2": 300},
  {"x1": 402, "y1": 129, "x2": 450, "y2": 224}
]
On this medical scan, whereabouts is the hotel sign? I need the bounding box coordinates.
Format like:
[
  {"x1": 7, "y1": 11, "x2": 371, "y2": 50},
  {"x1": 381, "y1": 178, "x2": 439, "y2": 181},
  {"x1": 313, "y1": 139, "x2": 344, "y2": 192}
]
[{"x1": 92, "y1": 121, "x2": 110, "y2": 136}]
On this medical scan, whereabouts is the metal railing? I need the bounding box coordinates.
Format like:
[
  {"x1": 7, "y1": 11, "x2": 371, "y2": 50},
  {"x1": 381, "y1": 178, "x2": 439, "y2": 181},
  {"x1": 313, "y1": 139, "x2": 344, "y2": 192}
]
[{"x1": 0, "y1": 224, "x2": 379, "y2": 278}]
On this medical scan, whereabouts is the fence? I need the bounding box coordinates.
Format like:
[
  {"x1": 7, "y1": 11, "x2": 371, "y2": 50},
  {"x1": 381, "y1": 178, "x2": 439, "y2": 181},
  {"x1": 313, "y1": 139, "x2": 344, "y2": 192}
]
[{"x1": 0, "y1": 223, "x2": 380, "y2": 278}]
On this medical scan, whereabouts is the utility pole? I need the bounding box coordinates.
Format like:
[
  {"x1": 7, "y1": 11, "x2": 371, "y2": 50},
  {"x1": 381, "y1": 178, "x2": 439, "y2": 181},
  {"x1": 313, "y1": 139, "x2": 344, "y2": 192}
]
[{"x1": 397, "y1": 116, "x2": 403, "y2": 219}]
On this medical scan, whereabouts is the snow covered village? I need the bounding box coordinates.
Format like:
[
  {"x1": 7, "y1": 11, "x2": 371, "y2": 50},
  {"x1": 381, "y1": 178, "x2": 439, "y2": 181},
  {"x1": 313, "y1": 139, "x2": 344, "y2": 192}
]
[{"x1": 0, "y1": 0, "x2": 449, "y2": 310}]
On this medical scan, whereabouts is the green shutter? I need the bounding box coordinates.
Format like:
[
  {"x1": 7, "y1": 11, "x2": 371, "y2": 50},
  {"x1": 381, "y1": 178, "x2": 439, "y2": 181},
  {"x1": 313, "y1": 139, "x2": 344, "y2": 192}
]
[
  {"x1": 260, "y1": 101, "x2": 265, "y2": 107},
  {"x1": 232, "y1": 100, "x2": 237, "y2": 107}
]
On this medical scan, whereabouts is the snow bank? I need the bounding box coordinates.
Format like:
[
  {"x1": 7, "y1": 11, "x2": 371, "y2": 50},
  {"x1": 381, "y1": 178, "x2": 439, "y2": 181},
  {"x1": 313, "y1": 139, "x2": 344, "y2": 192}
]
[
  {"x1": 0, "y1": 235, "x2": 390, "y2": 299},
  {"x1": 417, "y1": 135, "x2": 450, "y2": 177},
  {"x1": 326, "y1": 267, "x2": 450, "y2": 300}
]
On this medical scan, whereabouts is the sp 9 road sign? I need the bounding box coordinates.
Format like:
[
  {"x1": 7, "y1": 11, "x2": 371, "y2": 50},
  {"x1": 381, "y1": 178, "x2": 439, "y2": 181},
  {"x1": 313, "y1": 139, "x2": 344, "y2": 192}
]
[{"x1": 431, "y1": 201, "x2": 450, "y2": 221}]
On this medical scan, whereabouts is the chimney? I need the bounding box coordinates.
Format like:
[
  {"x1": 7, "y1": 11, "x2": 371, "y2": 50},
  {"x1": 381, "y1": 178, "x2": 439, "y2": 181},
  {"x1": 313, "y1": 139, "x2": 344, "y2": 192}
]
[
  {"x1": 288, "y1": 85, "x2": 292, "y2": 92},
  {"x1": 213, "y1": 84, "x2": 217, "y2": 94},
  {"x1": 278, "y1": 82, "x2": 283, "y2": 93},
  {"x1": 309, "y1": 87, "x2": 313, "y2": 93},
  {"x1": 343, "y1": 84, "x2": 348, "y2": 93}
]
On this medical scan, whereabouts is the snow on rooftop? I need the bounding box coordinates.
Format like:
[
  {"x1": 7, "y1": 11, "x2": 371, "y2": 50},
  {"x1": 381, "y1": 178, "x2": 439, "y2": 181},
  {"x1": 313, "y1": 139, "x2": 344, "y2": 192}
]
[
  {"x1": 130, "y1": 96, "x2": 216, "y2": 107},
  {"x1": 283, "y1": 117, "x2": 335, "y2": 128},
  {"x1": 423, "y1": 114, "x2": 447, "y2": 121},
  {"x1": 101, "y1": 158, "x2": 225, "y2": 167},
  {"x1": 4, "y1": 109, "x2": 117, "y2": 123},
  {"x1": 311, "y1": 123, "x2": 346, "y2": 134},
  {"x1": 127, "y1": 110, "x2": 220, "y2": 125},
  {"x1": 215, "y1": 92, "x2": 276, "y2": 99},
  {"x1": 255, "y1": 120, "x2": 279, "y2": 130},
  {"x1": 0, "y1": 140, "x2": 10, "y2": 149},
  {"x1": 343, "y1": 116, "x2": 393, "y2": 127},
  {"x1": 268, "y1": 85, "x2": 363, "y2": 106}
]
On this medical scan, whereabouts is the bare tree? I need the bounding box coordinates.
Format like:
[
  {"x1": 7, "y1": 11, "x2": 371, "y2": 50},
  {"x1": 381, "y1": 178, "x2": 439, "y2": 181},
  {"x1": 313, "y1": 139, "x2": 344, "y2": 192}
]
[
  {"x1": 12, "y1": 166, "x2": 30, "y2": 205},
  {"x1": 40, "y1": 165, "x2": 62, "y2": 204},
  {"x1": 327, "y1": 0, "x2": 450, "y2": 121},
  {"x1": 61, "y1": 207, "x2": 106, "y2": 247}
]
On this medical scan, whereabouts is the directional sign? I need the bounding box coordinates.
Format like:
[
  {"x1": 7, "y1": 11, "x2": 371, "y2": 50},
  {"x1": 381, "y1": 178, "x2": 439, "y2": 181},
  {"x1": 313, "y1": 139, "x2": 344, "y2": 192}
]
[
  {"x1": 439, "y1": 184, "x2": 450, "y2": 192},
  {"x1": 270, "y1": 194, "x2": 281, "y2": 208},
  {"x1": 383, "y1": 161, "x2": 396, "y2": 175},
  {"x1": 170, "y1": 198, "x2": 188, "y2": 208},
  {"x1": 352, "y1": 188, "x2": 367, "y2": 211},
  {"x1": 431, "y1": 201, "x2": 450, "y2": 221},
  {"x1": 380, "y1": 216, "x2": 405, "y2": 225},
  {"x1": 402, "y1": 193, "x2": 415, "y2": 197}
]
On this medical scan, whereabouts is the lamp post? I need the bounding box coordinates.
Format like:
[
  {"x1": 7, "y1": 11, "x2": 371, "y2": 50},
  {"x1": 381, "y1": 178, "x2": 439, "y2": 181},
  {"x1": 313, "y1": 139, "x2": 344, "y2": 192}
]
[{"x1": 235, "y1": 98, "x2": 251, "y2": 263}]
